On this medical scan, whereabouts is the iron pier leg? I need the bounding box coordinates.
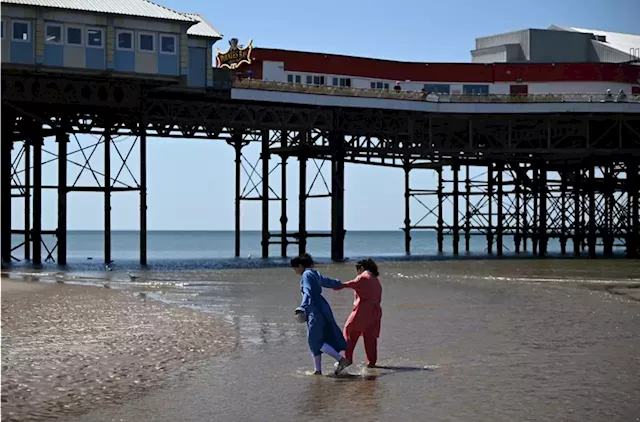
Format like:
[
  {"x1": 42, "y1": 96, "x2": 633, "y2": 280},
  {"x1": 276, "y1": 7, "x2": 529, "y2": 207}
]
[
  {"x1": 465, "y1": 165, "x2": 471, "y2": 252},
  {"x1": 280, "y1": 132, "x2": 288, "y2": 258},
  {"x1": 298, "y1": 152, "x2": 307, "y2": 256},
  {"x1": 522, "y1": 189, "x2": 528, "y2": 252},
  {"x1": 588, "y1": 166, "x2": 597, "y2": 258},
  {"x1": 140, "y1": 126, "x2": 147, "y2": 266},
  {"x1": 452, "y1": 162, "x2": 459, "y2": 255},
  {"x1": 104, "y1": 128, "x2": 111, "y2": 265},
  {"x1": 603, "y1": 165, "x2": 614, "y2": 257},
  {"x1": 497, "y1": 163, "x2": 503, "y2": 256},
  {"x1": 515, "y1": 167, "x2": 521, "y2": 254},
  {"x1": 1, "y1": 122, "x2": 12, "y2": 264},
  {"x1": 32, "y1": 132, "x2": 42, "y2": 265},
  {"x1": 532, "y1": 167, "x2": 539, "y2": 256},
  {"x1": 560, "y1": 171, "x2": 567, "y2": 255},
  {"x1": 330, "y1": 132, "x2": 345, "y2": 261},
  {"x1": 404, "y1": 164, "x2": 411, "y2": 255},
  {"x1": 261, "y1": 130, "x2": 270, "y2": 259},
  {"x1": 233, "y1": 133, "x2": 242, "y2": 258},
  {"x1": 437, "y1": 168, "x2": 443, "y2": 253},
  {"x1": 573, "y1": 168, "x2": 581, "y2": 257},
  {"x1": 57, "y1": 134, "x2": 68, "y2": 266},
  {"x1": 628, "y1": 160, "x2": 639, "y2": 258},
  {"x1": 24, "y1": 140, "x2": 31, "y2": 261},
  {"x1": 539, "y1": 164, "x2": 547, "y2": 257},
  {"x1": 487, "y1": 164, "x2": 493, "y2": 254}
]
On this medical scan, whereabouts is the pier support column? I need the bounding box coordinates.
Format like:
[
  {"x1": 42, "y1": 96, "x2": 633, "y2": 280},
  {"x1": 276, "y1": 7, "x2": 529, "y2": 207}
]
[
  {"x1": 465, "y1": 166, "x2": 471, "y2": 252},
  {"x1": 452, "y1": 162, "x2": 459, "y2": 255},
  {"x1": 261, "y1": 130, "x2": 270, "y2": 259},
  {"x1": 330, "y1": 132, "x2": 345, "y2": 261},
  {"x1": 538, "y1": 164, "x2": 547, "y2": 257},
  {"x1": 404, "y1": 164, "x2": 411, "y2": 255},
  {"x1": 232, "y1": 133, "x2": 243, "y2": 258},
  {"x1": 628, "y1": 160, "x2": 639, "y2": 258},
  {"x1": 437, "y1": 168, "x2": 443, "y2": 253},
  {"x1": 487, "y1": 164, "x2": 493, "y2": 254},
  {"x1": 603, "y1": 165, "x2": 614, "y2": 257},
  {"x1": 1, "y1": 121, "x2": 12, "y2": 264},
  {"x1": 514, "y1": 167, "x2": 521, "y2": 254},
  {"x1": 24, "y1": 140, "x2": 31, "y2": 261},
  {"x1": 139, "y1": 124, "x2": 148, "y2": 266},
  {"x1": 573, "y1": 168, "x2": 581, "y2": 256},
  {"x1": 104, "y1": 128, "x2": 112, "y2": 265},
  {"x1": 496, "y1": 162, "x2": 503, "y2": 256},
  {"x1": 32, "y1": 130, "x2": 42, "y2": 265},
  {"x1": 298, "y1": 133, "x2": 308, "y2": 256},
  {"x1": 560, "y1": 171, "x2": 567, "y2": 255},
  {"x1": 57, "y1": 133, "x2": 68, "y2": 266},
  {"x1": 588, "y1": 166, "x2": 597, "y2": 258},
  {"x1": 532, "y1": 167, "x2": 539, "y2": 256},
  {"x1": 280, "y1": 130, "x2": 288, "y2": 258}
]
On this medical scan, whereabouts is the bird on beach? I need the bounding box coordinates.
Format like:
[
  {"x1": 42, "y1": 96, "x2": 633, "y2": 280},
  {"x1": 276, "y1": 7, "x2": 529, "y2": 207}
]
[
  {"x1": 102, "y1": 283, "x2": 111, "y2": 289},
  {"x1": 127, "y1": 273, "x2": 139, "y2": 280}
]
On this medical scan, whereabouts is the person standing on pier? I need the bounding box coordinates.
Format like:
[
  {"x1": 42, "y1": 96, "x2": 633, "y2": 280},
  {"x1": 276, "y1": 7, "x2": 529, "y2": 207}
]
[
  {"x1": 333, "y1": 258, "x2": 383, "y2": 369},
  {"x1": 292, "y1": 253, "x2": 351, "y2": 375}
]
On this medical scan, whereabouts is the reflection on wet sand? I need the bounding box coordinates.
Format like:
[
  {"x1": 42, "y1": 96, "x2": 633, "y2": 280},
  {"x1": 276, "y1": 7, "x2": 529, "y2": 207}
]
[{"x1": 296, "y1": 373, "x2": 383, "y2": 420}]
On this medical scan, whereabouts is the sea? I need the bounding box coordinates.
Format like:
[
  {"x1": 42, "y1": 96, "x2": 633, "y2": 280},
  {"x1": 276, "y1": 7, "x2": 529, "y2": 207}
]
[{"x1": 6, "y1": 230, "x2": 617, "y2": 271}]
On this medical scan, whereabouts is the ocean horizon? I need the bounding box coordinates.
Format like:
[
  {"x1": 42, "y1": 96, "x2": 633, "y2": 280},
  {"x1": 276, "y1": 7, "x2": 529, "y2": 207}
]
[{"x1": 6, "y1": 229, "x2": 620, "y2": 271}]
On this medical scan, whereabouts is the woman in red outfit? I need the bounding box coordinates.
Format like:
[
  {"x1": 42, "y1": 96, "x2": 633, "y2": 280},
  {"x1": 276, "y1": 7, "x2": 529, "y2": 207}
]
[{"x1": 334, "y1": 258, "x2": 383, "y2": 368}]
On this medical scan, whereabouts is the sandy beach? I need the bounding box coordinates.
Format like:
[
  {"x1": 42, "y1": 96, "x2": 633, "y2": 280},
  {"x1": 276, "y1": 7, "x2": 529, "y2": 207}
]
[
  {"x1": 1, "y1": 277, "x2": 234, "y2": 422},
  {"x1": 2, "y1": 259, "x2": 639, "y2": 422}
]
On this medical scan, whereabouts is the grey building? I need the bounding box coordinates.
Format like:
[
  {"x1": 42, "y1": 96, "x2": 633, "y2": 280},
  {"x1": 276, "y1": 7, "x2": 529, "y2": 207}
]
[{"x1": 471, "y1": 25, "x2": 640, "y2": 64}]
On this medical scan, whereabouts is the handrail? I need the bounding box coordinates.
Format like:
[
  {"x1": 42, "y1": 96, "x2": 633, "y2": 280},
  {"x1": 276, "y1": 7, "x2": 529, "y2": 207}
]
[{"x1": 233, "y1": 79, "x2": 640, "y2": 104}]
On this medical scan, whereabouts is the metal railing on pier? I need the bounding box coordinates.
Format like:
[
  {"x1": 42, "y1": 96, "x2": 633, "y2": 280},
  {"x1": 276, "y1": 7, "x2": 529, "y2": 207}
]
[{"x1": 233, "y1": 79, "x2": 640, "y2": 104}]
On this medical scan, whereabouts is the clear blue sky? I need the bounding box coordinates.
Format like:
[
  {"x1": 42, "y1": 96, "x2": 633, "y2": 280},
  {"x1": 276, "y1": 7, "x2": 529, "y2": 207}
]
[{"x1": 13, "y1": 0, "x2": 640, "y2": 231}]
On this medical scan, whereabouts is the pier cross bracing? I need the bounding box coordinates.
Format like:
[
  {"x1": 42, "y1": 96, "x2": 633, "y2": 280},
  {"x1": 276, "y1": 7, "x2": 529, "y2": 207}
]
[{"x1": 2, "y1": 2, "x2": 640, "y2": 265}]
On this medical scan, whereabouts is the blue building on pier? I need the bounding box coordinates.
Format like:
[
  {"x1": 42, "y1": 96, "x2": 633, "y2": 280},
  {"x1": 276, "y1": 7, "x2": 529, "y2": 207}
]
[{"x1": 1, "y1": 0, "x2": 223, "y2": 87}]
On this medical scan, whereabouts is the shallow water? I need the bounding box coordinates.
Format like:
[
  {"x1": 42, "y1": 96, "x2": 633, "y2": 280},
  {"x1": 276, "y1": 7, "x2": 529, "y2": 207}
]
[{"x1": 57, "y1": 259, "x2": 640, "y2": 422}]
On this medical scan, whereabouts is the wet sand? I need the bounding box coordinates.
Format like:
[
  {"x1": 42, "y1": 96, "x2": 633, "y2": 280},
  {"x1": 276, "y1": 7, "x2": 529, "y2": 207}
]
[
  {"x1": 3, "y1": 259, "x2": 640, "y2": 422},
  {"x1": 1, "y1": 277, "x2": 234, "y2": 422}
]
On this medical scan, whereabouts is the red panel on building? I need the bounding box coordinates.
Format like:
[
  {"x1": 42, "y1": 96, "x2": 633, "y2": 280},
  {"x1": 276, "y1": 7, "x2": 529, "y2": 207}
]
[{"x1": 248, "y1": 48, "x2": 640, "y2": 84}]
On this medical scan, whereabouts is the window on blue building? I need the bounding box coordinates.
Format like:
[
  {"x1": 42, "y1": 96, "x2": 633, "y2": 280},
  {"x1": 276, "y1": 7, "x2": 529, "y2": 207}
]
[
  {"x1": 116, "y1": 30, "x2": 133, "y2": 50},
  {"x1": 66, "y1": 26, "x2": 82, "y2": 45},
  {"x1": 1, "y1": 20, "x2": 5, "y2": 39},
  {"x1": 87, "y1": 27, "x2": 103, "y2": 48},
  {"x1": 12, "y1": 20, "x2": 30, "y2": 42},
  {"x1": 462, "y1": 84, "x2": 489, "y2": 95},
  {"x1": 371, "y1": 82, "x2": 389, "y2": 90},
  {"x1": 138, "y1": 32, "x2": 154, "y2": 52},
  {"x1": 45, "y1": 23, "x2": 62, "y2": 44},
  {"x1": 424, "y1": 84, "x2": 450, "y2": 94},
  {"x1": 160, "y1": 34, "x2": 176, "y2": 54}
]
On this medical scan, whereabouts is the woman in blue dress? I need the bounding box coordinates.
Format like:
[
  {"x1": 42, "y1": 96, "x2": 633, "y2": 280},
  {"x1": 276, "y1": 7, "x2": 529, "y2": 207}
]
[{"x1": 292, "y1": 253, "x2": 350, "y2": 375}]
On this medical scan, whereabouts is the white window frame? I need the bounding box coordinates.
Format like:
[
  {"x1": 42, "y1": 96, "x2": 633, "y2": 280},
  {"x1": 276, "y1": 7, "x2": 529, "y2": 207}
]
[
  {"x1": 115, "y1": 29, "x2": 134, "y2": 51},
  {"x1": 65, "y1": 25, "x2": 83, "y2": 46},
  {"x1": 138, "y1": 31, "x2": 155, "y2": 53},
  {"x1": 86, "y1": 26, "x2": 104, "y2": 48},
  {"x1": 44, "y1": 22, "x2": 63, "y2": 45},
  {"x1": 159, "y1": 33, "x2": 177, "y2": 55},
  {"x1": 11, "y1": 19, "x2": 31, "y2": 42}
]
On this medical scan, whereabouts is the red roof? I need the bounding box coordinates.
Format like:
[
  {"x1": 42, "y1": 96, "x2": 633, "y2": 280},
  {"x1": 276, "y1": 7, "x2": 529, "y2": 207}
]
[{"x1": 250, "y1": 48, "x2": 640, "y2": 84}]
